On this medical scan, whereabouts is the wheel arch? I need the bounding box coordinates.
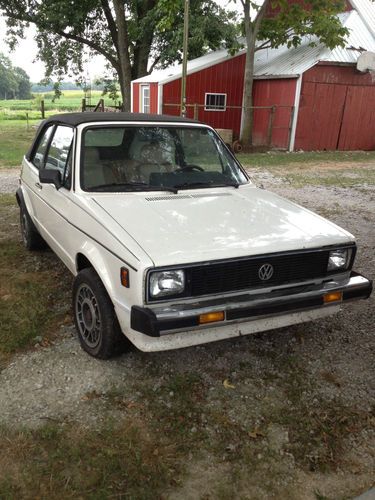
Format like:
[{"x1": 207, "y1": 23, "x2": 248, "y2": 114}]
[
  {"x1": 74, "y1": 247, "x2": 121, "y2": 305},
  {"x1": 76, "y1": 252, "x2": 94, "y2": 272}
]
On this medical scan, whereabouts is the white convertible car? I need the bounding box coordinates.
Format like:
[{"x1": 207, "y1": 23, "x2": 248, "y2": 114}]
[{"x1": 17, "y1": 113, "x2": 372, "y2": 358}]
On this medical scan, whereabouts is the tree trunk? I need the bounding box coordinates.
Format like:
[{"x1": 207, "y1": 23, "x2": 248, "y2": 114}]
[
  {"x1": 240, "y1": 30, "x2": 256, "y2": 146},
  {"x1": 113, "y1": 0, "x2": 133, "y2": 111},
  {"x1": 240, "y1": 0, "x2": 270, "y2": 147}
]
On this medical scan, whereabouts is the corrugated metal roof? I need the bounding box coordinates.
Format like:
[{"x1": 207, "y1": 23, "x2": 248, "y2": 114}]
[
  {"x1": 254, "y1": 10, "x2": 375, "y2": 77},
  {"x1": 133, "y1": 4, "x2": 375, "y2": 84},
  {"x1": 349, "y1": 0, "x2": 375, "y2": 37}
]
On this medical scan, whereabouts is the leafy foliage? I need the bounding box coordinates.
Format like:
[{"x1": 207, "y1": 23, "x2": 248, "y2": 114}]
[{"x1": 0, "y1": 0, "x2": 239, "y2": 108}]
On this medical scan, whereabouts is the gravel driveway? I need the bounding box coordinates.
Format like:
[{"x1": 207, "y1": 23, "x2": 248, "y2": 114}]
[{"x1": 0, "y1": 165, "x2": 374, "y2": 499}]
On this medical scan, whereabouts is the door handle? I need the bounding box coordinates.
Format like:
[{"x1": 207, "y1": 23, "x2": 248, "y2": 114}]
[{"x1": 35, "y1": 182, "x2": 43, "y2": 190}]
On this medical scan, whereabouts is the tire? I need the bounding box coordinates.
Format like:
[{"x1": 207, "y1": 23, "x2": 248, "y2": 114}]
[
  {"x1": 19, "y1": 203, "x2": 46, "y2": 251},
  {"x1": 73, "y1": 268, "x2": 130, "y2": 359}
]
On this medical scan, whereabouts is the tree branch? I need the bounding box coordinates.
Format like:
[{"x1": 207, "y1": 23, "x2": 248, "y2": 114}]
[
  {"x1": 100, "y1": 0, "x2": 119, "y2": 52},
  {"x1": 147, "y1": 55, "x2": 161, "y2": 75},
  {"x1": 1, "y1": 8, "x2": 119, "y2": 69},
  {"x1": 54, "y1": 29, "x2": 118, "y2": 69}
]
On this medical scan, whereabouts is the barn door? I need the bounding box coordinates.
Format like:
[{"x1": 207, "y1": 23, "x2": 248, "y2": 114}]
[
  {"x1": 295, "y1": 83, "x2": 347, "y2": 151},
  {"x1": 337, "y1": 86, "x2": 375, "y2": 151}
]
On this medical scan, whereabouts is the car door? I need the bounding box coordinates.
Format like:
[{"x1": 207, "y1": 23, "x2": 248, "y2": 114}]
[
  {"x1": 36, "y1": 125, "x2": 77, "y2": 270},
  {"x1": 21, "y1": 124, "x2": 55, "y2": 227}
]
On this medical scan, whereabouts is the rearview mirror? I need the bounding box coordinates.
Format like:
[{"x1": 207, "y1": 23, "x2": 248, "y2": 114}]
[{"x1": 39, "y1": 169, "x2": 62, "y2": 190}]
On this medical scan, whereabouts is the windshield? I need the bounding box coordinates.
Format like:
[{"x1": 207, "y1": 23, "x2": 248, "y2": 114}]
[{"x1": 80, "y1": 125, "x2": 248, "y2": 192}]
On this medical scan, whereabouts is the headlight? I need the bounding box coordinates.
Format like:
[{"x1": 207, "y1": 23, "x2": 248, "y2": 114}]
[
  {"x1": 327, "y1": 249, "x2": 351, "y2": 272},
  {"x1": 149, "y1": 270, "x2": 185, "y2": 298}
]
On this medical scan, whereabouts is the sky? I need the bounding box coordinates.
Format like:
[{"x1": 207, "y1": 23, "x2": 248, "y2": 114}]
[{"x1": 0, "y1": 0, "x2": 245, "y2": 83}]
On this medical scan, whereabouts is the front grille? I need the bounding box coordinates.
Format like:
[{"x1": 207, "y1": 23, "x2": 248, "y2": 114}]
[{"x1": 189, "y1": 251, "x2": 330, "y2": 297}]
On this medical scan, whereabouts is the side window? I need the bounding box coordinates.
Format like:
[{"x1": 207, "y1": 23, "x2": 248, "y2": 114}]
[
  {"x1": 32, "y1": 125, "x2": 54, "y2": 169},
  {"x1": 45, "y1": 126, "x2": 74, "y2": 188}
]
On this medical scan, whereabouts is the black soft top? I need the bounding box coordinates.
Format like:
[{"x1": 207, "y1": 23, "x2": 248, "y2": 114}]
[
  {"x1": 26, "y1": 112, "x2": 199, "y2": 160},
  {"x1": 43, "y1": 112, "x2": 197, "y2": 127}
]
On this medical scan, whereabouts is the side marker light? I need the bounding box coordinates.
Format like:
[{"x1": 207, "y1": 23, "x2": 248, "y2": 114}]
[
  {"x1": 120, "y1": 267, "x2": 130, "y2": 288},
  {"x1": 323, "y1": 292, "x2": 343, "y2": 304},
  {"x1": 199, "y1": 311, "x2": 225, "y2": 324}
]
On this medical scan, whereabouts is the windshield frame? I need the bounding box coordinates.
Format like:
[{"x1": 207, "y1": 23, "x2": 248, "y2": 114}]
[{"x1": 78, "y1": 121, "x2": 250, "y2": 193}]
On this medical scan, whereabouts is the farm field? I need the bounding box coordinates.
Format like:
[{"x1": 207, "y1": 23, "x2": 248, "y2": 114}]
[{"x1": 0, "y1": 90, "x2": 118, "y2": 121}]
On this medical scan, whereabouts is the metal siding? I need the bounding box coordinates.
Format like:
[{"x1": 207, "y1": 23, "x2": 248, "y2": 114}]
[
  {"x1": 295, "y1": 65, "x2": 375, "y2": 151},
  {"x1": 133, "y1": 83, "x2": 140, "y2": 113},
  {"x1": 252, "y1": 79, "x2": 296, "y2": 148},
  {"x1": 150, "y1": 83, "x2": 158, "y2": 114},
  {"x1": 163, "y1": 54, "x2": 246, "y2": 135}
]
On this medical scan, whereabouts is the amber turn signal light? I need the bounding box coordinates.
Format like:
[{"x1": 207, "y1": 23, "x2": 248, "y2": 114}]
[
  {"x1": 120, "y1": 267, "x2": 130, "y2": 288},
  {"x1": 199, "y1": 311, "x2": 225, "y2": 324},
  {"x1": 323, "y1": 291, "x2": 342, "y2": 304}
]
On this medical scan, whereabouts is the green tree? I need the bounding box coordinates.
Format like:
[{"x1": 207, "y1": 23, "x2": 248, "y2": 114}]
[
  {"x1": 0, "y1": 0, "x2": 238, "y2": 111},
  {"x1": 0, "y1": 53, "x2": 20, "y2": 99},
  {"x1": 238, "y1": 0, "x2": 349, "y2": 146},
  {"x1": 14, "y1": 66, "x2": 32, "y2": 99}
]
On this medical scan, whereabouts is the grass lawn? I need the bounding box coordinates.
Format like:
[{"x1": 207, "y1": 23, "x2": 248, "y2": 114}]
[
  {"x1": 238, "y1": 150, "x2": 375, "y2": 169},
  {"x1": 0, "y1": 195, "x2": 71, "y2": 367},
  {"x1": 0, "y1": 120, "x2": 40, "y2": 168}
]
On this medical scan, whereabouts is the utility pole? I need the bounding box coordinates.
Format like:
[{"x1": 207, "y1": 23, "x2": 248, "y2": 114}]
[{"x1": 181, "y1": 0, "x2": 189, "y2": 117}]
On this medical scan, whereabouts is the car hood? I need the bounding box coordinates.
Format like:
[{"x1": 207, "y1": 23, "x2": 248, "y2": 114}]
[{"x1": 92, "y1": 185, "x2": 354, "y2": 267}]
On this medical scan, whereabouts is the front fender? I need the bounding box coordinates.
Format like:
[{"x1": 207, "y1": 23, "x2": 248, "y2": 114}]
[{"x1": 75, "y1": 241, "x2": 141, "y2": 318}]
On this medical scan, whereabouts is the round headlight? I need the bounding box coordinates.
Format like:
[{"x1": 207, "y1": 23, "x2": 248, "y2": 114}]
[
  {"x1": 149, "y1": 270, "x2": 185, "y2": 298},
  {"x1": 327, "y1": 249, "x2": 350, "y2": 271}
]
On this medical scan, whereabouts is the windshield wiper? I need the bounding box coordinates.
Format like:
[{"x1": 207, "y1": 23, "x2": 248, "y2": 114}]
[
  {"x1": 89, "y1": 182, "x2": 178, "y2": 193},
  {"x1": 173, "y1": 181, "x2": 240, "y2": 190}
]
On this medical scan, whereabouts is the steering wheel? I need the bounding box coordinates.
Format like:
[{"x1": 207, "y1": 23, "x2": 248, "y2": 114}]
[{"x1": 179, "y1": 165, "x2": 204, "y2": 172}]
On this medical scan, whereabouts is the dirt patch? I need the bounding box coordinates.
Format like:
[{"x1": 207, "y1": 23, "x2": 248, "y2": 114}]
[{"x1": 0, "y1": 164, "x2": 374, "y2": 499}]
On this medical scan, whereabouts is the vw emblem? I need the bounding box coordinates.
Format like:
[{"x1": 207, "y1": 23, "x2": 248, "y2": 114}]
[{"x1": 258, "y1": 263, "x2": 274, "y2": 281}]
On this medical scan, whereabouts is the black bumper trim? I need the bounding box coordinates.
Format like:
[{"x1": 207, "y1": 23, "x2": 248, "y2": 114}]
[
  {"x1": 131, "y1": 271, "x2": 372, "y2": 337},
  {"x1": 226, "y1": 296, "x2": 323, "y2": 321},
  {"x1": 131, "y1": 306, "x2": 198, "y2": 337}
]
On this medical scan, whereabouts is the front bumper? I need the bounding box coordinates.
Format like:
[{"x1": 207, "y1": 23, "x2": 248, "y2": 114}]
[{"x1": 131, "y1": 272, "x2": 372, "y2": 338}]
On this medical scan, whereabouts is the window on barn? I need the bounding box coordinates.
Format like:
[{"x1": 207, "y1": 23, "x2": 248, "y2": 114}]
[{"x1": 204, "y1": 93, "x2": 227, "y2": 111}]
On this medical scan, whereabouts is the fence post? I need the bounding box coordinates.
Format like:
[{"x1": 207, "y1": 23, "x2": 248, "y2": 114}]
[
  {"x1": 82, "y1": 98, "x2": 86, "y2": 112},
  {"x1": 100, "y1": 98, "x2": 104, "y2": 112},
  {"x1": 267, "y1": 106, "x2": 276, "y2": 147},
  {"x1": 41, "y1": 100, "x2": 45, "y2": 119},
  {"x1": 194, "y1": 104, "x2": 199, "y2": 120}
]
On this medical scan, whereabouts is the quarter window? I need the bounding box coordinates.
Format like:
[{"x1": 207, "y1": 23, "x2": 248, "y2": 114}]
[
  {"x1": 204, "y1": 93, "x2": 227, "y2": 111},
  {"x1": 45, "y1": 126, "x2": 74, "y2": 188},
  {"x1": 32, "y1": 125, "x2": 54, "y2": 169}
]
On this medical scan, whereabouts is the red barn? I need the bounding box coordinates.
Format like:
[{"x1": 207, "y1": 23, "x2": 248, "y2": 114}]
[{"x1": 131, "y1": 0, "x2": 375, "y2": 151}]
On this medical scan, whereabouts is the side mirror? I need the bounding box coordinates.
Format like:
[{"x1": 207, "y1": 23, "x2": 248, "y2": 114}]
[{"x1": 39, "y1": 169, "x2": 62, "y2": 190}]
